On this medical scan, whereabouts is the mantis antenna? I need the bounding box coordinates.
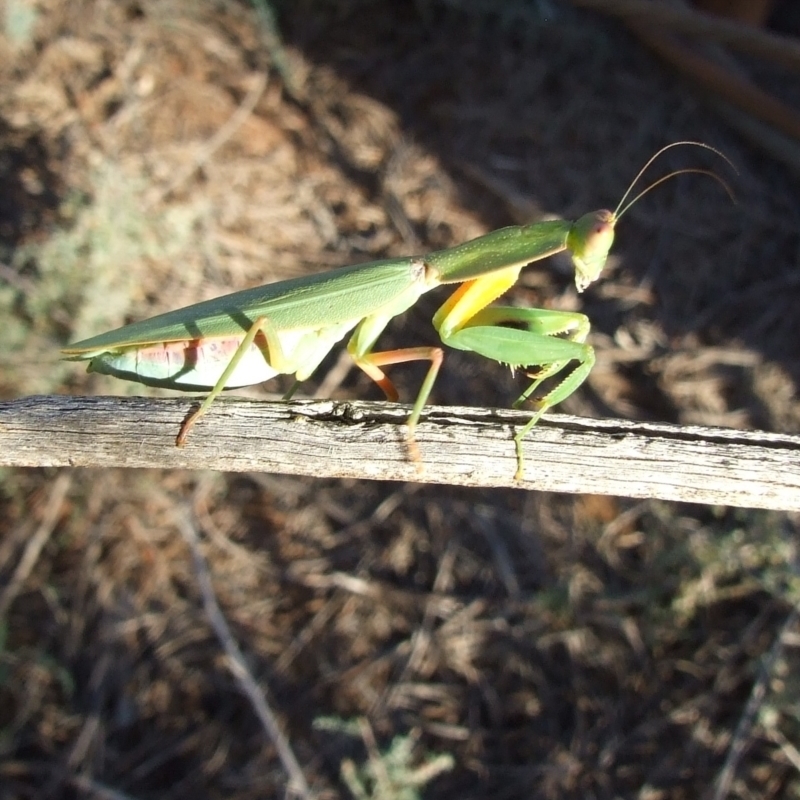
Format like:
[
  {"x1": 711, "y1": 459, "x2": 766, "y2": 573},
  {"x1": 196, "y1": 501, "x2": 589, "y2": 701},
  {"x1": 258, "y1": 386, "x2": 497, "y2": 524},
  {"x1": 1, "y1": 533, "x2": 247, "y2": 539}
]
[{"x1": 613, "y1": 141, "x2": 737, "y2": 221}]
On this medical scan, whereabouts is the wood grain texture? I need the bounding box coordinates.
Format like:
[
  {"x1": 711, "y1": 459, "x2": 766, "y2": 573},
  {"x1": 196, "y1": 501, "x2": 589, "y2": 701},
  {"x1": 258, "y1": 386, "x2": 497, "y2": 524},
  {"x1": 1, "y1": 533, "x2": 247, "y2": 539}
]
[{"x1": 2, "y1": 395, "x2": 799, "y2": 510}]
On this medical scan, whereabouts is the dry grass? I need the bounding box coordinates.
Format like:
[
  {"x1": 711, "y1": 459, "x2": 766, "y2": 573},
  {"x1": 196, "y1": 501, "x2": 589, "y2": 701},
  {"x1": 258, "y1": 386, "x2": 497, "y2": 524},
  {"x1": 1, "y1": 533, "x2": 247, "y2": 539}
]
[{"x1": 1, "y1": 0, "x2": 800, "y2": 797}]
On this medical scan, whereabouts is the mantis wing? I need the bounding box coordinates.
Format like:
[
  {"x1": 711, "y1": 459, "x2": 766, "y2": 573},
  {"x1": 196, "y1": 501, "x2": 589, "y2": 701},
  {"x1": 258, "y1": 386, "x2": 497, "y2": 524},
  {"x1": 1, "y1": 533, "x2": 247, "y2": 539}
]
[{"x1": 63, "y1": 257, "x2": 432, "y2": 355}]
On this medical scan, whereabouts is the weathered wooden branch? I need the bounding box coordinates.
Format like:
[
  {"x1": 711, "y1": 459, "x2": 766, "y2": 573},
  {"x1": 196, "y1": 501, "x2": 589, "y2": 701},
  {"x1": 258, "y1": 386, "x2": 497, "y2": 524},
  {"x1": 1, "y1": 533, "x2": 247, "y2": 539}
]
[
  {"x1": 0, "y1": 396, "x2": 800, "y2": 510},
  {"x1": 1, "y1": 395, "x2": 798, "y2": 510}
]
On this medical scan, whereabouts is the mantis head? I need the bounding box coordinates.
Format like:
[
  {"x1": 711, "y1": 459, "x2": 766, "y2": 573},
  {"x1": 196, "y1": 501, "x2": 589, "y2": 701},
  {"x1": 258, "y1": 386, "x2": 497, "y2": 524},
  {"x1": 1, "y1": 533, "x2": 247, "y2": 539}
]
[
  {"x1": 567, "y1": 141, "x2": 735, "y2": 294},
  {"x1": 567, "y1": 209, "x2": 616, "y2": 293}
]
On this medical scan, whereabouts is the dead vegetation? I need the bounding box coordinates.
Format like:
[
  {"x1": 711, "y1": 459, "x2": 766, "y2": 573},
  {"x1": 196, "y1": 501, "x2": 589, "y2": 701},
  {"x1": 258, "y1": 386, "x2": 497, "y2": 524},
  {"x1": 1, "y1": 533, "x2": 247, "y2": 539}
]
[{"x1": 1, "y1": 0, "x2": 800, "y2": 797}]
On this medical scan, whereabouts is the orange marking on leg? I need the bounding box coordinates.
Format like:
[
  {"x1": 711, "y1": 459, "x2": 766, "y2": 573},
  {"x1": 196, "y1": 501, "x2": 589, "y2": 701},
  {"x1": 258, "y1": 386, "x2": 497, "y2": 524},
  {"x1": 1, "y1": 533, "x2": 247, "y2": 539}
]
[
  {"x1": 356, "y1": 359, "x2": 400, "y2": 401},
  {"x1": 354, "y1": 346, "x2": 444, "y2": 401},
  {"x1": 354, "y1": 346, "x2": 445, "y2": 470}
]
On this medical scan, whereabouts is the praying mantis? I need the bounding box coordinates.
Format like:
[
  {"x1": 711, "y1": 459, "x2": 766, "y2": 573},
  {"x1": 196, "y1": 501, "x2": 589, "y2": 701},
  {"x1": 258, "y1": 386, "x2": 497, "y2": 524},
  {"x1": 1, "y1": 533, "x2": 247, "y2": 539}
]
[{"x1": 63, "y1": 142, "x2": 731, "y2": 479}]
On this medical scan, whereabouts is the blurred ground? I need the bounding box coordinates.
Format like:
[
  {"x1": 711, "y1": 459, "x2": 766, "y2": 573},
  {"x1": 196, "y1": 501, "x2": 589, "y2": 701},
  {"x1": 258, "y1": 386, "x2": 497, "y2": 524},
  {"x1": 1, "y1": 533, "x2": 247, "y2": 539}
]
[{"x1": 1, "y1": 1, "x2": 800, "y2": 798}]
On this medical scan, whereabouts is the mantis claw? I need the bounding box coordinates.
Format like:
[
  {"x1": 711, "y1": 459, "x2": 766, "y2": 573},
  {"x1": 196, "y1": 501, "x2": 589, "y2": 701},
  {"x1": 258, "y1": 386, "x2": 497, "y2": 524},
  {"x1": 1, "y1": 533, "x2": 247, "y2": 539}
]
[
  {"x1": 514, "y1": 438, "x2": 525, "y2": 482},
  {"x1": 176, "y1": 406, "x2": 201, "y2": 447},
  {"x1": 408, "y1": 438, "x2": 424, "y2": 475},
  {"x1": 405, "y1": 421, "x2": 425, "y2": 475}
]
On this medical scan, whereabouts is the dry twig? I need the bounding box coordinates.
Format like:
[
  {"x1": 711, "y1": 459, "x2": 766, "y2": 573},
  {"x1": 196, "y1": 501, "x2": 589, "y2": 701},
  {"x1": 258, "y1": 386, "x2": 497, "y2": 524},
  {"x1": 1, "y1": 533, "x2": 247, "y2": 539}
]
[
  {"x1": 175, "y1": 508, "x2": 311, "y2": 799},
  {"x1": 713, "y1": 608, "x2": 800, "y2": 800},
  {"x1": 569, "y1": 0, "x2": 800, "y2": 71},
  {"x1": 0, "y1": 471, "x2": 72, "y2": 617}
]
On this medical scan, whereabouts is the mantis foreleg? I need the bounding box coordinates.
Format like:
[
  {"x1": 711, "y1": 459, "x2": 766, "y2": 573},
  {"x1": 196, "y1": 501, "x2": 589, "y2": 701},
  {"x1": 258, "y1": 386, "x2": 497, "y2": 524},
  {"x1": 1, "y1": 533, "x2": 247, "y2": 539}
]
[{"x1": 435, "y1": 275, "x2": 596, "y2": 478}]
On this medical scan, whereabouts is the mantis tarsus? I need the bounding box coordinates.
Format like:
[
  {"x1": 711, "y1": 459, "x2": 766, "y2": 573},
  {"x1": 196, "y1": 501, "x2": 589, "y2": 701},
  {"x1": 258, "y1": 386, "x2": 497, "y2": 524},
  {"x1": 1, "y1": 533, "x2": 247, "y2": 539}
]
[{"x1": 63, "y1": 142, "x2": 732, "y2": 479}]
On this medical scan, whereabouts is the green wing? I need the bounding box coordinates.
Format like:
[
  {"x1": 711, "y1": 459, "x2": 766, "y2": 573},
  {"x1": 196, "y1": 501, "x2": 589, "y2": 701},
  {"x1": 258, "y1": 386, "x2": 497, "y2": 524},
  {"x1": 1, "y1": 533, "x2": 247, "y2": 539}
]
[{"x1": 63, "y1": 257, "x2": 427, "y2": 355}]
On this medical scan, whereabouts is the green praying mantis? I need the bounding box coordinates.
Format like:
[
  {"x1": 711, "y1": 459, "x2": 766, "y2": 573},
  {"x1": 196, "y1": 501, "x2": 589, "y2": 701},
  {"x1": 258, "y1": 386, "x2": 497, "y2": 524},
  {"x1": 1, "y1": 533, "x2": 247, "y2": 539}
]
[{"x1": 63, "y1": 142, "x2": 732, "y2": 479}]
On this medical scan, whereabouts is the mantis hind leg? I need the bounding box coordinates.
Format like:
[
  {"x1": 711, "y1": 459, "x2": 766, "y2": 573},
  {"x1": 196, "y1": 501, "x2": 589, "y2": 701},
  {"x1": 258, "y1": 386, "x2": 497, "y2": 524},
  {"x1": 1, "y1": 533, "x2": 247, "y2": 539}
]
[{"x1": 177, "y1": 315, "x2": 282, "y2": 446}]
